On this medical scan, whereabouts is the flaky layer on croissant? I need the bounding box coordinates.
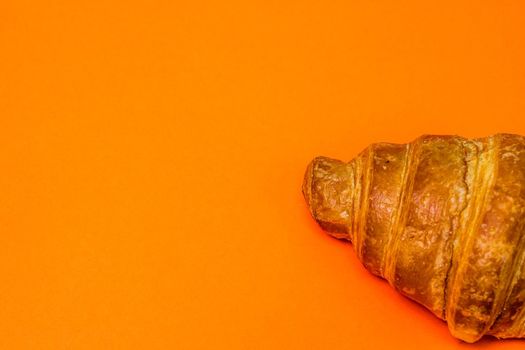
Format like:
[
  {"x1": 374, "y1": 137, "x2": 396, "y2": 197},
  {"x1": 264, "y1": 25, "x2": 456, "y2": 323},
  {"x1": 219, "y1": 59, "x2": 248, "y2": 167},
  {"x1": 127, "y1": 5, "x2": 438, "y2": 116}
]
[{"x1": 302, "y1": 134, "x2": 525, "y2": 343}]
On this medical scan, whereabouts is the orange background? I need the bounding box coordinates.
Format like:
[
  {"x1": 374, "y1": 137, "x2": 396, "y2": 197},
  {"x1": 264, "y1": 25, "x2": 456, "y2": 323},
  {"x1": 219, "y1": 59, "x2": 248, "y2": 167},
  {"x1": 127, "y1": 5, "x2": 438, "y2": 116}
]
[{"x1": 1, "y1": 0, "x2": 525, "y2": 349}]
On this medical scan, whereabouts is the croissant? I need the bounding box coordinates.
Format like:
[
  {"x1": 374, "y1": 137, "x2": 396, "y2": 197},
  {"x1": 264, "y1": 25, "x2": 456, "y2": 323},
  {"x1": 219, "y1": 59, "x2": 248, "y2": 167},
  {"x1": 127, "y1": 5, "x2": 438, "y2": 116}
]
[{"x1": 302, "y1": 133, "x2": 525, "y2": 343}]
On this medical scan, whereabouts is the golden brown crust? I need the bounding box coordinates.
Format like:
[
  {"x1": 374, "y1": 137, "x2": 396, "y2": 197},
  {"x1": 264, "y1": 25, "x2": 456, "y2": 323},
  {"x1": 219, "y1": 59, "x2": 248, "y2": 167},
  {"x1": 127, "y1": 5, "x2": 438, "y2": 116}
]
[
  {"x1": 354, "y1": 146, "x2": 374, "y2": 262},
  {"x1": 388, "y1": 136, "x2": 471, "y2": 318},
  {"x1": 444, "y1": 136, "x2": 494, "y2": 341},
  {"x1": 302, "y1": 133, "x2": 525, "y2": 343},
  {"x1": 447, "y1": 134, "x2": 525, "y2": 341},
  {"x1": 359, "y1": 143, "x2": 408, "y2": 277},
  {"x1": 489, "y1": 255, "x2": 525, "y2": 338}
]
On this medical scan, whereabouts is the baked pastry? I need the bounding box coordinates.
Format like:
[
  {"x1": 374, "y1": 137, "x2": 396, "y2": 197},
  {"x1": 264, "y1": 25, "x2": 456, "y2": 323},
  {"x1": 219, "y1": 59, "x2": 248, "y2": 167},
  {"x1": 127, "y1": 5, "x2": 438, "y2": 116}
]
[{"x1": 302, "y1": 134, "x2": 525, "y2": 342}]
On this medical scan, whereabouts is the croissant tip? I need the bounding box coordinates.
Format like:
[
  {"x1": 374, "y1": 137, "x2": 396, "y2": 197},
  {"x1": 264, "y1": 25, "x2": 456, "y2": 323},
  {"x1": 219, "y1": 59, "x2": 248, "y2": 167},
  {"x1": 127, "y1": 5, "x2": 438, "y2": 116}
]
[
  {"x1": 302, "y1": 156, "x2": 330, "y2": 216},
  {"x1": 303, "y1": 157, "x2": 323, "y2": 209},
  {"x1": 302, "y1": 157, "x2": 352, "y2": 240},
  {"x1": 302, "y1": 159, "x2": 314, "y2": 206}
]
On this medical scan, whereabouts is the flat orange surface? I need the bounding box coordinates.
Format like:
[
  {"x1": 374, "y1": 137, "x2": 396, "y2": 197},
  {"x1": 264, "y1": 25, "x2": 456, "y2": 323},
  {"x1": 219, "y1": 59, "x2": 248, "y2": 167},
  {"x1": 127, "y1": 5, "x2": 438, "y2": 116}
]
[{"x1": 1, "y1": 1, "x2": 525, "y2": 348}]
